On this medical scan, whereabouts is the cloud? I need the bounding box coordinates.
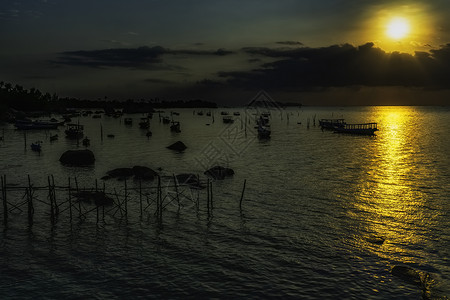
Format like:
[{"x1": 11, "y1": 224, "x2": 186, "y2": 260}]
[
  {"x1": 144, "y1": 78, "x2": 173, "y2": 84},
  {"x1": 53, "y1": 46, "x2": 234, "y2": 68},
  {"x1": 217, "y1": 42, "x2": 450, "y2": 90},
  {"x1": 54, "y1": 46, "x2": 167, "y2": 68},
  {"x1": 276, "y1": 41, "x2": 303, "y2": 46}
]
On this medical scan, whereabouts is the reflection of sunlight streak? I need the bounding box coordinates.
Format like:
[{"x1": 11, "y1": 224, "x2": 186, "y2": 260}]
[{"x1": 348, "y1": 107, "x2": 434, "y2": 263}]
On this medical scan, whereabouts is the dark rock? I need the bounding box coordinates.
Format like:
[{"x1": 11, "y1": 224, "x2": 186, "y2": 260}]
[
  {"x1": 391, "y1": 266, "x2": 429, "y2": 288},
  {"x1": 132, "y1": 166, "x2": 158, "y2": 180},
  {"x1": 107, "y1": 168, "x2": 134, "y2": 179},
  {"x1": 167, "y1": 141, "x2": 187, "y2": 151},
  {"x1": 204, "y1": 166, "x2": 235, "y2": 180},
  {"x1": 59, "y1": 149, "x2": 95, "y2": 166}
]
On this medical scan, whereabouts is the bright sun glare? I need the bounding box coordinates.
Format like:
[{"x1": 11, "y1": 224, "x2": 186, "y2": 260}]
[{"x1": 386, "y1": 17, "x2": 410, "y2": 39}]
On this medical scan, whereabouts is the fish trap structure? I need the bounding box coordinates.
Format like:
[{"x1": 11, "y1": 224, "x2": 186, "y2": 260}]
[{"x1": 0, "y1": 174, "x2": 242, "y2": 228}]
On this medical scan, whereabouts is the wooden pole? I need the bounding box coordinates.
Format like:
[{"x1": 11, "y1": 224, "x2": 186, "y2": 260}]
[
  {"x1": 160, "y1": 176, "x2": 163, "y2": 221},
  {"x1": 52, "y1": 175, "x2": 58, "y2": 218},
  {"x1": 68, "y1": 177, "x2": 72, "y2": 220},
  {"x1": 209, "y1": 181, "x2": 213, "y2": 210},
  {"x1": 48, "y1": 176, "x2": 54, "y2": 225},
  {"x1": 240, "y1": 179, "x2": 247, "y2": 210},
  {"x1": 100, "y1": 124, "x2": 103, "y2": 142},
  {"x1": 173, "y1": 174, "x2": 180, "y2": 209},
  {"x1": 2, "y1": 175, "x2": 7, "y2": 226},
  {"x1": 75, "y1": 177, "x2": 81, "y2": 219},
  {"x1": 207, "y1": 178, "x2": 210, "y2": 215},
  {"x1": 27, "y1": 175, "x2": 33, "y2": 226},
  {"x1": 95, "y1": 178, "x2": 99, "y2": 223},
  {"x1": 139, "y1": 179, "x2": 143, "y2": 218},
  {"x1": 124, "y1": 178, "x2": 128, "y2": 220}
]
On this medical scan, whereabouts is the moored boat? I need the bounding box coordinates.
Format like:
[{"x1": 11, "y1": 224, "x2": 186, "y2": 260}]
[
  {"x1": 319, "y1": 119, "x2": 346, "y2": 130},
  {"x1": 65, "y1": 123, "x2": 84, "y2": 139},
  {"x1": 170, "y1": 121, "x2": 181, "y2": 133},
  {"x1": 334, "y1": 123, "x2": 378, "y2": 135},
  {"x1": 223, "y1": 116, "x2": 234, "y2": 124},
  {"x1": 257, "y1": 124, "x2": 271, "y2": 139},
  {"x1": 124, "y1": 118, "x2": 133, "y2": 125},
  {"x1": 31, "y1": 142, "x2": 41, "y2": 152},
  {"x1": 15, "y1": 119, "x2": 59, "y2": 130}
]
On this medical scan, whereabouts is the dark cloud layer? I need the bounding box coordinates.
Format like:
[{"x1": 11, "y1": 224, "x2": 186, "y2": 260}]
[
  {"x1": 217, "y1": 43, "x2": 450, "y2": 90},
  {"x1": 52, "y1": 42, "x2": 450, "y2": 95},
  {"x1": 55, "y1": 46, "x2": 233, "y2": 68}
]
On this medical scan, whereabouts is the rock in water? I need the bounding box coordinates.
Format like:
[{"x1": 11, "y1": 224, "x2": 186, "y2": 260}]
[
  {"x1": 132, "y1": 166, "x2": 158, "y2": 180},
  {"x1": 59, "y1": 149, "x2": 95, "y2": 166},
  {"x1": 107, "y1": 168, "x2": 134, "y2": 179},
  {"x1": 391, "y1": 265, "x2": 433, "y2": 288},
  {"x1": 167, "y1": 141, "x2": 187, "y2": 151}
]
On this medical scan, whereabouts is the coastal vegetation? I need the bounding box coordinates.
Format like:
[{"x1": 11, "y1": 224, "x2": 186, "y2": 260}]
[{"x1": 0, "y1": 81, "x2": 217, "y2": 120}]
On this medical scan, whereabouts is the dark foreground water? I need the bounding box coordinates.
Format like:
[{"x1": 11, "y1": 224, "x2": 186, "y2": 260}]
[{"x1": 0, "y1": 106, "x2": 449, "y2": 299}]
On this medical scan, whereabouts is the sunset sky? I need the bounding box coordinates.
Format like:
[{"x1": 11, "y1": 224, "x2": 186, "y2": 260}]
[{"x1": 1, "y1": 0, "x2": 450, "y2": 105}]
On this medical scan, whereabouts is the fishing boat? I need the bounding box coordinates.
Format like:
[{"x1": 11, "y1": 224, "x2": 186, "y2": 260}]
[
  {"x1": 82, "y1": 136, "x2": 90, "y2": 146},
  {"x1": 139, "y1": 118, "x2": 149, "y2": 129},
  {"x1": 319, "y1": 119, "x2": 346, "y2": 130},
  {"x1": 334, "y1": 123, "x2": 378, "y2": 135},
  {"x1": 257, "y1": 114, "x2": 270, "y2": 126},
  {"x1": 65, "y1": 123, "x2": 84, "y2": 139},
  {"x1": 257, "y1": 124, "x2": 271, "y2": 139},
  {"x1": 124, "y1": 118, "x2": 133, "y2": 125},
  {"x1": 15, "y1": 119, "x2": 59, "y2": 130},
  {"x1": 223, "y1": 116, "x2": 234, "y2": 124},
  {"x1": 31, "y1": 142, "x2": 41, "y2": 152},
  {"x1": 162, "y1": 116, "x2": 171, "y2": 124},
  {"x1": 170, "y1": 121, "x2": 181, "y2": 133}
]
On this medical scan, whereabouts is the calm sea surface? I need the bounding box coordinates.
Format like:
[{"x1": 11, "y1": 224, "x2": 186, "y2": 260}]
[{"x1": 0, "y1": 106, "x2": 449, "y2": 299}]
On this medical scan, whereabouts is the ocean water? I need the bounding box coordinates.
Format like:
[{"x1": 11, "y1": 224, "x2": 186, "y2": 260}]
[{"x1": 0, "y1": 106, "x2": 449, "y2": 299}]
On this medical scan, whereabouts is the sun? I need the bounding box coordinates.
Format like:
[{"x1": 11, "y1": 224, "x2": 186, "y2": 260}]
[{"x1": 386, "y1": 17, "x2": 410, "y2": 39}]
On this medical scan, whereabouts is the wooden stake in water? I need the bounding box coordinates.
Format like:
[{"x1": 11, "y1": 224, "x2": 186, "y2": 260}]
[
  {"x1": 173, "y1": 174, "x2": 180, "y2": 209},
  {"x1": 207, "y1": 178, "x2": 210, "y2": 215},
  {"x1": 209, "y1": 181, "x2": 213, "y2": 210},
  {"x1": 240, "y1": 179, "x2": 247, "y2": 210},
  {"x1": 68, "y1": 177, "x2": 72, "y2": 221},
  {"x1": 27, "y1": 175, "x2": 34, "y2": 226},
  {"x1": 2, "y1": 175, "x2": 7, "y2": 226}
]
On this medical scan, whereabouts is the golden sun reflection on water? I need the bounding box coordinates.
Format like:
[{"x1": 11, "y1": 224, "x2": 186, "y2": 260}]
[{"x1": 349, "y1": 107, "x2": 435, "y2": 263}]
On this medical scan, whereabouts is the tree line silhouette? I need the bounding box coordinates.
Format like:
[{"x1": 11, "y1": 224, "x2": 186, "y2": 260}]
[{"x1": 0, "y1": 81, "x2": 217, "y2": 119}]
